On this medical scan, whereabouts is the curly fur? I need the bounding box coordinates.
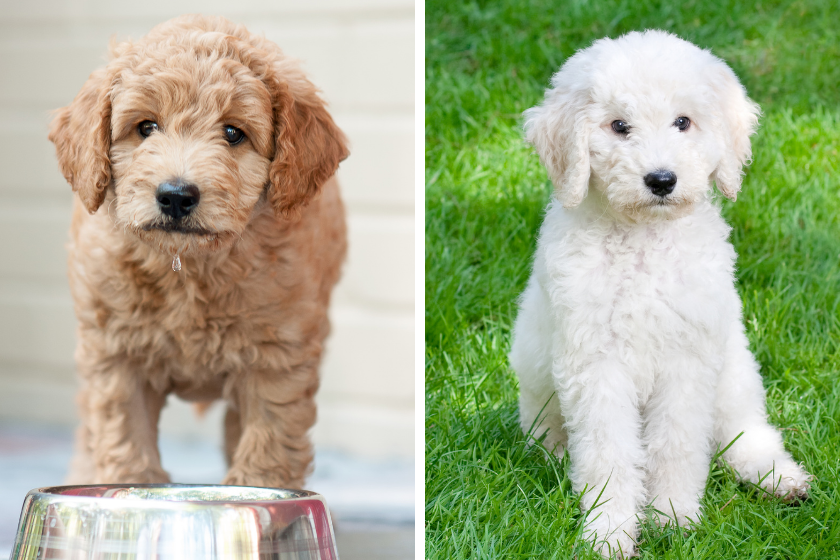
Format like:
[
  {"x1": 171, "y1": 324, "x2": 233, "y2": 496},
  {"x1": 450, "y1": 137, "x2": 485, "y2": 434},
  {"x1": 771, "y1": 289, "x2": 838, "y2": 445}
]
[
  {"x1": 509, "y1": 30, "x2": 810, "y2": 557},
  {"x1": 48, "y1": 14, "x2": 348, "y2": 489}
]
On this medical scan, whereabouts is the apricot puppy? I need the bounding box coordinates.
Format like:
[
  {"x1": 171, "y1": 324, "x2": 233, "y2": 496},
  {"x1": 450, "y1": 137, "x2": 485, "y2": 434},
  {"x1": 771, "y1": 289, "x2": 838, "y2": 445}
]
[{"x1": 49, "y1": 14, "x2": 348, "y2": 488}]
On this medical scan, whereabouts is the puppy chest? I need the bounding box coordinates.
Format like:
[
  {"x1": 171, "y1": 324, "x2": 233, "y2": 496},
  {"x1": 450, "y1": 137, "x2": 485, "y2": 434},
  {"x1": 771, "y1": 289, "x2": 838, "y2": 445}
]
[
  {"x1": 546, "y1": 228, "x2": 735, "y2": 360},
  {"x1": 88, "y1": 275, "x2": 309, "y2": 380}
]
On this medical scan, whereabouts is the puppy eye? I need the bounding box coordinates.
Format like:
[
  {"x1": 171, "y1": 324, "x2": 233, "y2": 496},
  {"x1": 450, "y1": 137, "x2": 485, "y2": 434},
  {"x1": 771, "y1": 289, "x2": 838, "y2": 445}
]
[
  {"x1": 138, "y1": 120, "x2": 159, "y2": 138},
  {"x1": 224, "y1": 125, "x2": 246, "y2": 146},
  {"x1": 611, "y1": 120, "x2": 629, "y2": 134},
  {"x1": 675, "y1": 116, "x2": 691, "y2": 131}
]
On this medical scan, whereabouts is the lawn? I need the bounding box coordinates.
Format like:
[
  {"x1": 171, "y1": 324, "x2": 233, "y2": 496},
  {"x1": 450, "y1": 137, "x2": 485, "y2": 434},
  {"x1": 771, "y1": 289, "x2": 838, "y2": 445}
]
[{"x1": 425, "y1": 1, "x2": 840, "y2": 558}]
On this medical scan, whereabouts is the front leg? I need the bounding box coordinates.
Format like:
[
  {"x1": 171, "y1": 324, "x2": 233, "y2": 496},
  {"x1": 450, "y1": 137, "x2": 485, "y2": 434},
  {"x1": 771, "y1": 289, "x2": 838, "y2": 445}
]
[
  {"x1": 73, "y1": 351, "x2": 169, "y2": 484},
  {"x1": 559, "y1": 359, "x2": 645, "y2": 558},
  {"x1": 715, "y1": 324, "x2": 810, "y2": 500},
  {"x1": 222, "y1": 365, "x2": 318, "y2": 489},
  {"x1": 643, "y1": 354, "x2": 717, "y2": 527}
]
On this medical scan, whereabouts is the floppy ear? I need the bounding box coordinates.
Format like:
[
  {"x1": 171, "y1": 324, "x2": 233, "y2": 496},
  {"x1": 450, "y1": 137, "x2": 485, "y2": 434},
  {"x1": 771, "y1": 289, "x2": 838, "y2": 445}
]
[
  {"x1": 48, "y1": 68, "x2": 113, "y2": 214},
  {"x1": 710, "y1": 64, "x2": 760, "y2": 200},
  {"x1": 268, "y1": 83, "x2": 349, "y2": 219},
  {"x1": 524, "y1": 82, "x2": 592, "y2": 208}
]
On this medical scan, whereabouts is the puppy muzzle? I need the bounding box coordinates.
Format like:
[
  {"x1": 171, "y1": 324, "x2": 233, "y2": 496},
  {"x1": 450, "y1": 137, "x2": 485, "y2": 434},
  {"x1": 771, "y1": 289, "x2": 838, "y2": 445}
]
[
  {"x1": 156, "y1": 181, "x2": 200, "y2": 219},
  {"x1": 644, "y1": 170, "x2": 677, "y2": 197}
]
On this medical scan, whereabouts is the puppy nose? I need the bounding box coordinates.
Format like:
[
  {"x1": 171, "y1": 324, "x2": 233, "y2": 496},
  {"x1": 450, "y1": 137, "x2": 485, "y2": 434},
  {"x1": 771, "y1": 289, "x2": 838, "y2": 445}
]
[
  {"x1": 644, "y1": 170, "x2": 677, "y2": 197},
  {"x1": 156, "y1": 182, "x2": 200, "y2": 219}
]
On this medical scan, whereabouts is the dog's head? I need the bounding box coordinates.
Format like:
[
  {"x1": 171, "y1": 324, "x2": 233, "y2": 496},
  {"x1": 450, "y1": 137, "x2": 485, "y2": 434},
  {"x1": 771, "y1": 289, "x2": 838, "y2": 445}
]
[
  {"x1": 49, "y1": 15, "x2": 348, "y2": 255},
  {"x1": 525, "y1": 30, "x2": 759, "y2": 221}
]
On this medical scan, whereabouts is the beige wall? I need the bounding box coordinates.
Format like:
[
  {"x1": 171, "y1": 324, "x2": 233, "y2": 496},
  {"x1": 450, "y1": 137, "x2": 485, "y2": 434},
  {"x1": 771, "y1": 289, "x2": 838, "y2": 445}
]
[{"x1": 0, "y1": 0, "x2": 414, "y2": 459}]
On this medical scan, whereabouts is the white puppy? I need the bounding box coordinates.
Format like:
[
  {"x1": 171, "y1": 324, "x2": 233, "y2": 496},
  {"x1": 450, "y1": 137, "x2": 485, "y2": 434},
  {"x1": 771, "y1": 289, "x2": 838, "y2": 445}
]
[{"x1": 509, "y1": 30, "x2": 810, "y2": 557}]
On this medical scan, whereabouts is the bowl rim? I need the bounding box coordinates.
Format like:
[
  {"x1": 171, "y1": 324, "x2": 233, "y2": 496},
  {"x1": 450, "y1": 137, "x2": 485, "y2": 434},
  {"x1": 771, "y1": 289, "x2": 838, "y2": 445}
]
[
  {"x1": 26, "y1": 483, "x2": 324, "y2": 507},
  {"x1": 12, "y1": 484, "x2": 339, "y2": 558}
]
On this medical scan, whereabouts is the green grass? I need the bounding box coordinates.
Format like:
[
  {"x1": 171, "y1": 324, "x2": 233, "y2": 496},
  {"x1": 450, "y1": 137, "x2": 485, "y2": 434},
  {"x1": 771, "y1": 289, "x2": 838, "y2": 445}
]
[{"x1": 425, "y1": 1, "x2": 840, "y2": 558}]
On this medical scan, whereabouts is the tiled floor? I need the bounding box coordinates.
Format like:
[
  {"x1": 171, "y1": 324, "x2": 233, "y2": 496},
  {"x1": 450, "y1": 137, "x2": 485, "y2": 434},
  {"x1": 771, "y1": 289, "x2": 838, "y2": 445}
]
[{"x1": 0, "y1": 422, "x2": 414, "y2": 559}]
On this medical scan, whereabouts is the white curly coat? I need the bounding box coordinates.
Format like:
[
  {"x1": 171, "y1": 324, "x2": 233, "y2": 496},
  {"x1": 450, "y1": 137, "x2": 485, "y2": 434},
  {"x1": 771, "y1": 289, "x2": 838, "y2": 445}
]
[{"x1": 508, "y1": 30, "x2": 811, "y2": 557}]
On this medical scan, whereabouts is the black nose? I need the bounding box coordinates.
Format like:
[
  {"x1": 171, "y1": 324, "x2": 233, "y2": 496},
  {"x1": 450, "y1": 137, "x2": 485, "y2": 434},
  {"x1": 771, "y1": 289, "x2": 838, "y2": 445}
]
[
  {"x1": 156, "y1": 181, "x2": 200, "y2": 219},
  {"x1": 644, "y1": 170, "x2": 677, "y2": 197}
]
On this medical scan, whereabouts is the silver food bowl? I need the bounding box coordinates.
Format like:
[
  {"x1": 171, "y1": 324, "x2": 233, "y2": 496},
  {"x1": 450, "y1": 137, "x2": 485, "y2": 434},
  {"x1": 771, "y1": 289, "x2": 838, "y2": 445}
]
[{"x1": 9, "y1": 484, "x2": 339, "y2": 559}]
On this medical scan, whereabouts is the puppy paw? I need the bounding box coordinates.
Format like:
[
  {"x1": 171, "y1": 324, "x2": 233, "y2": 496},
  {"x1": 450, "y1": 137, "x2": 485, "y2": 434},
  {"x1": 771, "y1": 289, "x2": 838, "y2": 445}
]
[
  {"x1": 763, "y1": 463, "x2": 811, "y2": 503},
  {"x1": 584, "y1": 510, "x2": 638, "y2": 558},
  {"x1": 649, "y1": 497, "x2": 701, "y2": 528},
  {"x1": 590, "y1": 531, "x2": 637, "y2": 559},
  {"x1": 97, "y1": 467, "x2": 170, "y2": 484},
  {"x1": 222, "y1": 468, "x2": 304, "y2": 490},
  {"x1": 222, "y1": 469, "x2": 260, "y2": 487},
  {"x1": 141, "y1": 469, "x2": 171, "y2": 484}
]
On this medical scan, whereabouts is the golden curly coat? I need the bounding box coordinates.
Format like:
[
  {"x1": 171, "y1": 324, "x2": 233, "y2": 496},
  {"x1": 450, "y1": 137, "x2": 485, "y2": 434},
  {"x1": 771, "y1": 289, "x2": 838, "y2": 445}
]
[{"x1": 48, "y1": 14, "x2": 348, "y2": 488}]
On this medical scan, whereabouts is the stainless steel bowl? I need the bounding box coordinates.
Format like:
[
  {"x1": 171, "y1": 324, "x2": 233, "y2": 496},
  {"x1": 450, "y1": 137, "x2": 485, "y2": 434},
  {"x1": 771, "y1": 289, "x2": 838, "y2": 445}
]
[{"x1": 9, "y1": 484, "x2": 339, "y2": 559}]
